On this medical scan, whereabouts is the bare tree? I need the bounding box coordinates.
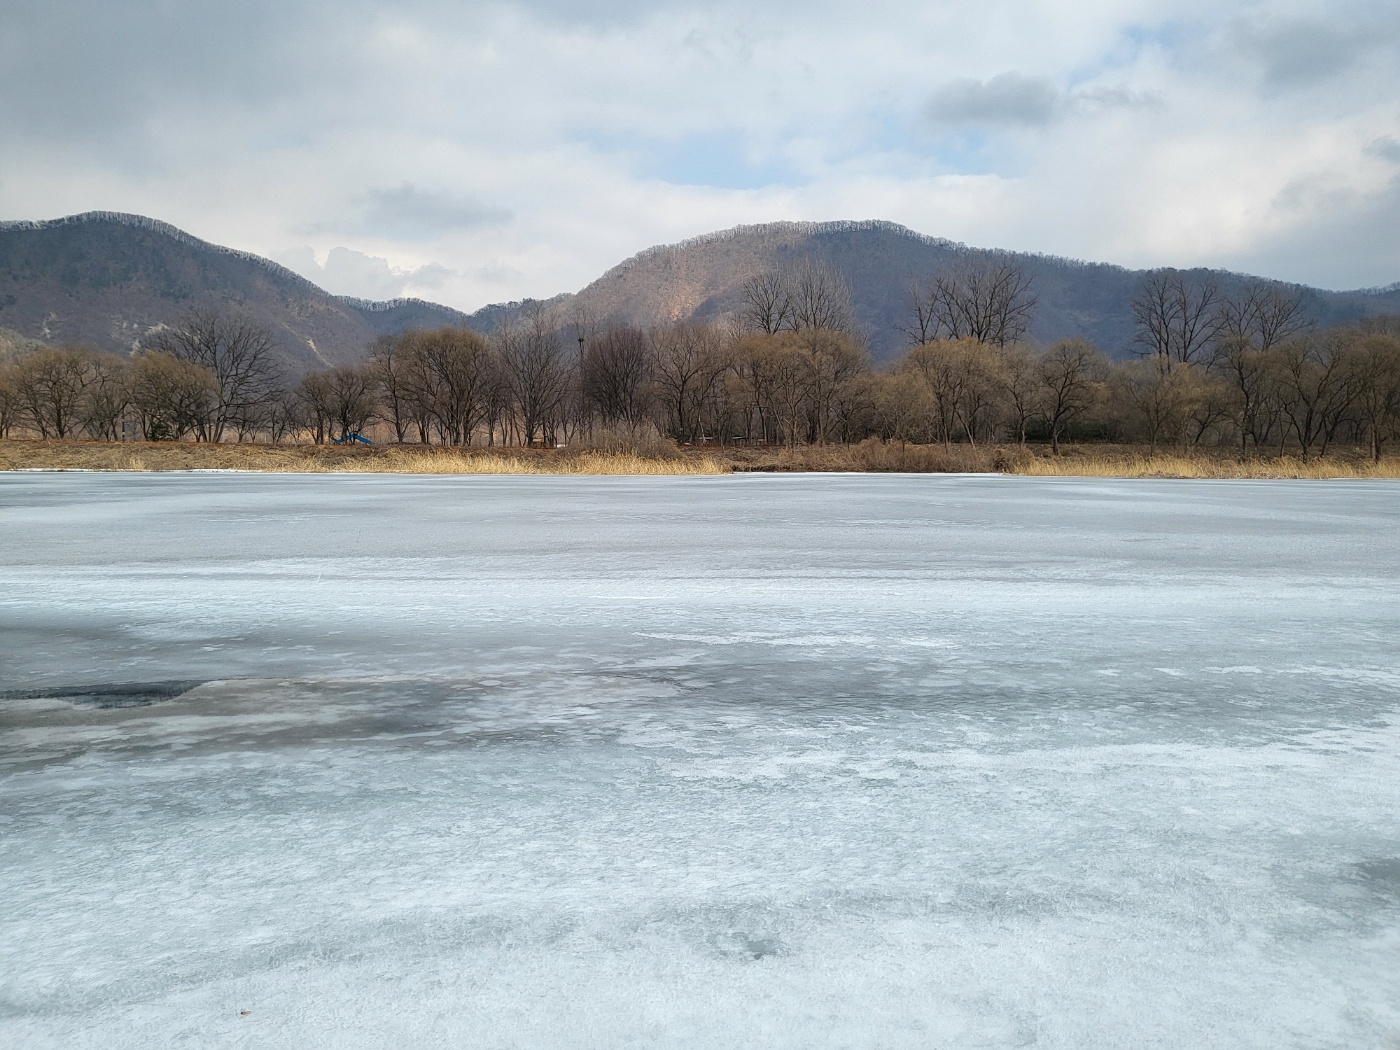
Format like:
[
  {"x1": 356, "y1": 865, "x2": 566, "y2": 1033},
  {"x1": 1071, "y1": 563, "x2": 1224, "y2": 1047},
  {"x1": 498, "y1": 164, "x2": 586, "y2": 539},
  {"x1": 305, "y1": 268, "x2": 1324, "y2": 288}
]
[
  {"x1": 955, "y1": 342, "x2": 1005, "y2": 445},
  {"x1": 730, "y1": 334, "x2": 785, "y2": 444},
  {"x1": 1181, "y1": 370, "x2": 1234, "y2": 446},
  {"x1": 740, "y1": 270, "x2": 793, "y2": 335},
  {"x1": 1270, "y1": 331, "x2": 1356, "y2": 461},
  {"x1": 464, "y1": 347, "x2": 509, "y2": 447},
  {"x1": 0, "y1": 364, "x2": 18, "y2": 438},
  {"x1": 798, "y1": 328, "x2": 866, "y2": 444},
  {"x1": 80, "y1": 353, "x2": 132, "y2": 441},
  {"x1": 1131, "y1": 270, "x2": 1222, "y2": 370},
  {"x1": 650, "y1": 322, "x2": 729, "y2": 444},
  {"x1": 905, "y1": 339, "x2": 1005, "y2": 445},
  {"x1": 830, "y1": 369, "x2": 878, "y2": 444},
  {"x1": 871, "y1": 371, "x2": 930, "y2": 449},
  {"x1": 901, "y1": 341, "x2": 965, "y2": 445},
  {"x1": 294, "y1": 371, "x2": 335, "y2": 445},
  {"x1": 130, "y1": 352, "x2": 218, "y2": 441},
  {"x1": 1348, "y1": 332, "x2": 1400, "y2": 461},
  {"x1": 995, "y1": 344, "x2": 1039, "y2": 446},
  {"x1": 417, "y1": 326, "x2": 492, "y2": 445},
  {"x1": 1206, "y1": 282, "x2": 1311, "y2": 452},
  {"x1": 1112, "y1": 359, "x2": 1200, "y2": 450},
  {"x1": 11, "y1": 347, "x2": 134, "y2": 442},
  {"x1": 369, "y1": 334, "x2": 413, "y2": 443},
  {"x1": 11, "y1": 348, "x2": 95, "y2": 438},
  {"x1": 398, "y1": 331, "x2": 438, "y2": 444},
  {"x1": 786, "y1": 258, "x2": 854, "y2": 334},
  {"x1": 1210, "y1": 334, "x2": 1275, "y2": 452},
  {"x1": 897, "y1": 277, "x2": 940, "y2": 347},
  {"x1": 583, "y1": 325, "x2": 653, "y2": 428},
  {"x1": 146, "y1": 308, "x2": 282, "y2": 442},
  {"x1": 912, "y1": 259, "x2": 1037, "y2": 347},
  {"x1": 1218, "y1": 280, "x2": 1311, "y2": 351},
  {"x1": 498, "y1": 309, "x2": 571, "y2": 446},
  {"x1": 264, "y1": 389, "x2": 301, "y2": 445},
  {"x1": 740, "y1": 260, "x2": 853, "y2": 336},
  {"x1": 1038, "y1": 340, "x2": 1107, "y2": 453},
  {"x1": 764, "y1": 336, "x2": 813, "y2": 447},
  {"x1": 325, "y1": 365, "x2": 378, "y2": 442}
]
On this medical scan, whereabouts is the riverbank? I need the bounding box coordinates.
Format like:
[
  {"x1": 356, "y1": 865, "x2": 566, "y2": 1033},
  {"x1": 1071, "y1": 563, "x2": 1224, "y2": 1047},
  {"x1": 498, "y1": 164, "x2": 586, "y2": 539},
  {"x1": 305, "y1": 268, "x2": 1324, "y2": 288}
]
[
  {"x1": 0, "y1": 440, "x2": 726, "y2": 476},
  {"x1": 2, "y1": 438, "x2": 1397, "y2": 479}
]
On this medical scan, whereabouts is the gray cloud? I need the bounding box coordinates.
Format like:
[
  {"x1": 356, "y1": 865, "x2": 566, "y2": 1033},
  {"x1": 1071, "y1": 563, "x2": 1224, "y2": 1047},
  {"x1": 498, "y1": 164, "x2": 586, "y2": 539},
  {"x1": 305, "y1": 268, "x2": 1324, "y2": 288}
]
[
  {"x1": 1368, "y1": 137, "x2": 1400, "y2": 163},
  {"x1": 0, "y1": 0, "x2": 732, "y2": 146},
  {"x1": 925, "y1": 74, "x2": 1162, "y2": 128},
  {"x1": 1233, "y1": 15, "x2": 1400, "y2": 87},
  {"x1": 0, "y1": 1, "x2": 319, "y2": 142},
  {"x1": 1074, "y1": 86, "x2": 1164, "y2": 113},
  {"x1": 360, "y1": 185, "x2": 512, "y2": 240},
  {"x1": 1231, "y1": 173, "x2": 1400, "y2": 289},
  {"x1": 926, "y1": 73, "x2": 1060, "y2": 127},
  {"x1": 482, "y1": 0, "x2": 687, "y2": 24}
]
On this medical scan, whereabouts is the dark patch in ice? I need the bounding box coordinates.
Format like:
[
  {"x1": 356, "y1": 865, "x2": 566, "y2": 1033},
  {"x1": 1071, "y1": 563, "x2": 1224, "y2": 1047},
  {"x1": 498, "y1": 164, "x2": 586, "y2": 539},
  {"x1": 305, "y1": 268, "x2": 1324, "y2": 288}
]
[
  {"x1": 0, "y1": 680, "x2": 205, "y2": 709},
  {"x1": 1353, "y1": 857, "x2": 1400, "y2": 893},
  {"x1": 711, "y1": 929, "x2": 784, "y2": 961}
]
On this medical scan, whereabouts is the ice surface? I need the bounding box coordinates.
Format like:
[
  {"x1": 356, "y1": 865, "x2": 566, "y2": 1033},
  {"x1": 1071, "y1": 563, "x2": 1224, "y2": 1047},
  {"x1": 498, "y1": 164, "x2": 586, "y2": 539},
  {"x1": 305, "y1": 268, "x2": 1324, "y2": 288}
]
[{"x1": 2, "y1": 472, "x2": 1399, "y2": 1048}]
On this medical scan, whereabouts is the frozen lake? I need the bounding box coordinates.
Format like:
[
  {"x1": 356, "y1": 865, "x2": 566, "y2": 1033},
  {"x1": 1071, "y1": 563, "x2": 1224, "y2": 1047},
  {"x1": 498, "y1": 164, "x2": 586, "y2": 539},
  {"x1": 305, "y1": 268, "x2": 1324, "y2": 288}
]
[{"x1": 2, "y1": 472, "x2": 1399, "y2": 1048}]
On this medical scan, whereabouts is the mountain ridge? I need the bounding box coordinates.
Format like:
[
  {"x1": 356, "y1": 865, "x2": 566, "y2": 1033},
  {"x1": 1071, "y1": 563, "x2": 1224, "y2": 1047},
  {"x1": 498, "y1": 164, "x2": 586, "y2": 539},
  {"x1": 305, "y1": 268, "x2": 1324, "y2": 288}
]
[
  {"x1": 533, "y1": 218, "x2": 1400, "y2": 359},
  {"x1": 2, "y1": 211, "x2": 1398, "y2": 370},
  {"x1": 0, "y1": 211, "x2": 328, "y2": 297},
  {"x1": 0, "y1": 211, "x2": 470, "y2": 373},
  {"x1": 590, "y1": 218, "x2": 1400, "y2": 295}
]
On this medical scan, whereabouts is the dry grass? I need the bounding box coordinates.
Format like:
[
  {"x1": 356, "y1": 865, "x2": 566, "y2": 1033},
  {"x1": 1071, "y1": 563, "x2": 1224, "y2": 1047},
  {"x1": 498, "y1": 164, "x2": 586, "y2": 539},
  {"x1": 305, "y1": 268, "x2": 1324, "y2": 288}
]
[
  {"x1": 996, "y1": 442, "x2": 1400, "y2": 478},
  {"x1": 2, "y1": 438, "x2": 1397, "y2": 479},
  {"x1": 710, "y1": 440, "x2": 1400, "y2": 478},
  {"x1": 380, "y1": 449, "x2": 728, "y2": 475},
  {"x1": 1007, "y1": 447, "x2": 1400, "y2": 479},
  {"x1": 0, "y1": 439, "x2": 728, "y2": 475},
  {"x1": 716, "y1": 439, "x2": 1002, "y2": 474}
]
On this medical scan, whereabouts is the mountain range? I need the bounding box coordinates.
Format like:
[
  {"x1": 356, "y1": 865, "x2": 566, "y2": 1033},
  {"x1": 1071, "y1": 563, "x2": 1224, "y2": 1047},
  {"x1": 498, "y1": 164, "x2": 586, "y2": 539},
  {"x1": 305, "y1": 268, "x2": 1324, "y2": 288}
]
[
  {"x1": 3, "y1": 211, "x2": 1398, "y2": 372},
  {"x1": 0, "y1": 213, "x2": 468, "y2": 372}
]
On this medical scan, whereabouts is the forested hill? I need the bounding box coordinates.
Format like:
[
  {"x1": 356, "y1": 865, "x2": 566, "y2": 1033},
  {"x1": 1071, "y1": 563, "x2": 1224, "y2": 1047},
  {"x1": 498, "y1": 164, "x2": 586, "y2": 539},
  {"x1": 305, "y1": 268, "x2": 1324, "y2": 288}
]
[
  {"x1": 0, "y1": 212, "x2": 468, "y2": 373},
  {"x1": 469, "y1": 220, "x2": 1400, "y2": 362},
  {"x1": 3, "y1": 212, "x2": 1398, "y2": 371}
]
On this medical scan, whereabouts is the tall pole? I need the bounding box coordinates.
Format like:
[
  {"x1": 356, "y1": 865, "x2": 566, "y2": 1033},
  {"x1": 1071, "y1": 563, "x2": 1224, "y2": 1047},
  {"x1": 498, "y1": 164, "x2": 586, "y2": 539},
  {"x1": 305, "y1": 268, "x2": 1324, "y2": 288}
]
[{"x1": 577, "y1": 332, "x2": 587, "y2": 442}]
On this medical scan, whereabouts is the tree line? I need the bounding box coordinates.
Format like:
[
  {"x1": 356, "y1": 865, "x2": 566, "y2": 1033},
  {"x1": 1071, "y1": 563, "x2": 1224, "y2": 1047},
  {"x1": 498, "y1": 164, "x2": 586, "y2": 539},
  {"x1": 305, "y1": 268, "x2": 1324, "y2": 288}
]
[{"x1": 2, "y1": 263, "x2": 1398, "y2": 461}]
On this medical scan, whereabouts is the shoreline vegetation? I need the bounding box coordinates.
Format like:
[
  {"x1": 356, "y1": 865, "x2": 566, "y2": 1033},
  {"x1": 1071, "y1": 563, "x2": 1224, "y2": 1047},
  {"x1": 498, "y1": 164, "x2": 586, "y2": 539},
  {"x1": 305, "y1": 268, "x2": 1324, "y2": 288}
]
[
  {"x1": 3, "y1": 438, "x2": 1398, "y2": 479},
  {"x1": 5, "y1": 267, "x2": 1400, "y2": 476}
]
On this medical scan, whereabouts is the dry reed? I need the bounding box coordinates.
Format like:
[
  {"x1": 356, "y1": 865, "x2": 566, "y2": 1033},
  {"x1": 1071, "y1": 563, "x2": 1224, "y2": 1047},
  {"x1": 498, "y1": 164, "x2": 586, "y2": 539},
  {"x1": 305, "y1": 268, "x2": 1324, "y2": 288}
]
[
  {"x1": 1011, "y1": 451, "x2": 1400, "y2": 480},
  {"x1": 0, "y1": 440, "x2": 728, "y2": 475},
  {"x1": 719, "y1": 439, "x2": 1002, "y2": 473},
  {"x1": 372, "y1": 449, "x2": 727, "y2": 475},
  {"x1": 2, "y1": 438, "x2": 1397, "y2": 479}
]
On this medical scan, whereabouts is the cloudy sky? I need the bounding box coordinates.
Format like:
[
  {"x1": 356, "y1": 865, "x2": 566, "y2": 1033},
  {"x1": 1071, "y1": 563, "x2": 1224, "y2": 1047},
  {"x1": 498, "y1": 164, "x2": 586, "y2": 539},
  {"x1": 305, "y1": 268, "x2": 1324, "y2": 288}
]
[{"x1": 2, "y1": 0, "x2": 1398, "y2": 308}]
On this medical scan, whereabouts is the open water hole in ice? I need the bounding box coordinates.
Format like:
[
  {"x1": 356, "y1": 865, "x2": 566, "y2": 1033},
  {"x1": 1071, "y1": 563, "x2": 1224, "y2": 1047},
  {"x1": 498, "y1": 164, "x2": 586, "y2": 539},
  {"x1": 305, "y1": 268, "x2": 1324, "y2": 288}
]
[{"x1": 1, "y1": 471, "x2": 1398, "y2": 1048}]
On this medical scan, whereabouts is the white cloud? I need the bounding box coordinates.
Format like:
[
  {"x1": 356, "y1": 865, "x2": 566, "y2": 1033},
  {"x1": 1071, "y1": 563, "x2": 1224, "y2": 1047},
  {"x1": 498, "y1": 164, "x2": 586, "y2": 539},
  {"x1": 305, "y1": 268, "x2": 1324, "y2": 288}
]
[
  {"x1": 0, "y1": 0, "x2": 1397, "y2": 304},
  {"x1": 273, "y1": 246, "x2": 454, "y2": 301}
]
